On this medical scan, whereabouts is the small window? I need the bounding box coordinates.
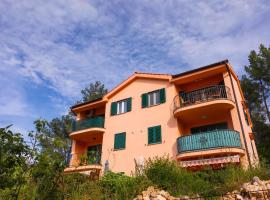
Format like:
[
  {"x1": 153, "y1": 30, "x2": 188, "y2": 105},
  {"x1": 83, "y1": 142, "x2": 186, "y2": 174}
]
[
  {"x1": 117, "y1": 100, "x2": 128, "y2": 114},
  {"x1": 114, "y1": 132, "x2": 126, "y2": 150},
  {"x1": 142, "y1": 88, "x2": 166, "y2": 108},
  {"x1": 111, "y1": 98, "x2": 132, "y2": 116},
  {"x1": 148, "y1": 90, "x2": 160, "y2": 106},
  {"x1": 148, "y1": 125, "x2": 162, "y2": 144}
]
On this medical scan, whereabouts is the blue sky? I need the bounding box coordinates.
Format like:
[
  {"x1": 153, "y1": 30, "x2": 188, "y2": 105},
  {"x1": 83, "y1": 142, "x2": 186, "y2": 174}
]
[{"x1": 0, "y1": 0, "x2": 270, "y2": 137}]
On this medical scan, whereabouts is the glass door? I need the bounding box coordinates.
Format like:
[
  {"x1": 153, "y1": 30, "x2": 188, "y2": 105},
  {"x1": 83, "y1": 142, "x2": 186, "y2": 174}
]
[{"x1": 87, "y1": 144, "x2": 102, "y2": 164}]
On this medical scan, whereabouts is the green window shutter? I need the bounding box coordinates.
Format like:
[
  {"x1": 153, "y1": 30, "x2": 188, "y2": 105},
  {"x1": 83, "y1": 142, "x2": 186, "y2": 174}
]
[
  {"x1": 127, "y1": 97, "x2": 132, "y2": 112},
  {"x1": 114, "y1": 132, "x2": 126, "y2": 150},
  {"x1": 111, "y1": 102, "x2": 117, "y2": 116},
  {"x1": 155, "y1": 125, "x2": 162, "y2": 143},
  {"x1": 142, "y1": 93, "x2": 148, "y2": 108},
  {"x1": 148, "y1": 127, "x2": 154, "y2": 144},
  {"x1": 159, "y1": 88, "x2": 166, "y2": 103},
  {"x1": 148, "y1": 125, "x2": 162, "y2": 144}
]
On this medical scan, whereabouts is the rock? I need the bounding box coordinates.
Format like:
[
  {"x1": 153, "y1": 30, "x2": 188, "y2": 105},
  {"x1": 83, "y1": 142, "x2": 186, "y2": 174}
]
[
  {"x1": 156, "y1": 195, "x2": 166, "y2": 200},
  {"x1": 147, "y1": 186, "x2": 155, "y2": 193},
  {"x1": 266, "y1": 183, "x2": 270, "y2": 190},
  {"x1": 252, "y1": 176, "x2": 264, "y2": 186},
  {"x1": 143, "y1": 197, "x2": 150, "y2": 200},
  {"x1": 235, "y1": 194, "x2": 243, "y2": 200},
  {"x1": 142, "y1": 191, "x2": 148, "y2": 197},
  {"x1": 179, "y1": 195, "x2": 189, "y2": 199},
  {"x1": 150, "y1": 191, "x2": 157, "y2": 198},
  {"x1": 159, "y1": 190, "x2": 170, "y2": 199}
]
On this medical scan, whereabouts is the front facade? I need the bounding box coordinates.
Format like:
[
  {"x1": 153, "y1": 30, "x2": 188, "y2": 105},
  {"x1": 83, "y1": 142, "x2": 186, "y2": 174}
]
[{"x1": 64, "y1": 60, "x2": 258, "y2": 177}]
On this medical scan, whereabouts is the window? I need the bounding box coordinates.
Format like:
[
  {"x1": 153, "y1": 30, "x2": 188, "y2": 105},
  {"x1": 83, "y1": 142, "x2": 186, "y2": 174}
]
[
  {"x1": 114, "y1": 132, "x2": 126, "y2": 150},
  {"x1": 148, "y1": 90, "x2": 160, "y2": 106},
  {"x1": 142, "y1": 88, "x2": 166, "y2": 108},
  {"x1": 117, "y1": 100, "x2": 128, "y2": 114},
  {"x1": 148, "y1": 125, "x2": 162, "y2": 144},
  {"x1": 111, "y1": 98, "x2": 132, "y2": 116},
  {"x1": 191, "y1": 122, "x2": 228, "y2": 134}
]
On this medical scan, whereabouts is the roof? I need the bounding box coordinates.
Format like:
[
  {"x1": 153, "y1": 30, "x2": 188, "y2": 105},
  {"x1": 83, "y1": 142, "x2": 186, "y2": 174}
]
[
  {"x1": 172, "y1": 60, "x2": 228, "y2": 78},
  {"x1": 71, "y1": 97, "x2": 103, "y2": 109}
]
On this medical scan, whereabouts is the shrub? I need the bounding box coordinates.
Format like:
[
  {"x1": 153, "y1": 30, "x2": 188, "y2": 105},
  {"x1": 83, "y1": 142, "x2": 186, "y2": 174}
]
[
  {"x1": 143, "y1": 156, "x2": 270, "y2": 196},
  {"x1": 99, "y1": 171, "x2": 152, "y2": 200},
  {"x1": 143, "y1": 156, "x2": 212, "y2": 196}
]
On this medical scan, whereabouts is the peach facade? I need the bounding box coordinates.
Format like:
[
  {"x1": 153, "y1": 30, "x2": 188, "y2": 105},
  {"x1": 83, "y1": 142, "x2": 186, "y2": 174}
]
[{"x1": 64, "y1": 60, "x2": 258, "y2": 177}]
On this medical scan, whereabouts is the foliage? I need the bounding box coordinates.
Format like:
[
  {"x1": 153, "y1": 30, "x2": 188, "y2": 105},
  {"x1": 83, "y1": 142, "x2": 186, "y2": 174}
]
[
  {"x1": 143, "y1": 156, "x2": 212, "y2": 196},
  {"x1": 0, "y1": 126, "x2": 30, "y2": 199},
  {"x1": 241, "y1": 44, "x2": 270, "y2": 163},
  {"x1": 99, "y1": 171, "x2": 152, "y2": 200},
  {"x1": 143, "y1": 156, "x2": 270, "y2": 196},
  {"x1": 79, "y1": 81, "x2": 108, "y2": 103}
]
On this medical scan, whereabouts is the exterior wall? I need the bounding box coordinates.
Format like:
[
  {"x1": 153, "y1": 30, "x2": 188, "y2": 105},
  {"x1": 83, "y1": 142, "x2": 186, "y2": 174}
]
[
  {"x1": 101, "y1": 78, "x2": 179, "y2": 175},
  {"x1": 177, "y1": 74, "x2": 223, "y2": 93},
  {"x1": 67, "y1": 63, "x2": 259, "y2": 174},
  {"x1": 182, "y1": 113, "x2": 234, "y2": 134},
  {"x1": 78, "y1": 107, "x2": 105, "y2": 120},
  {"x1": 223, "y1": 71, "x2": 258, "y2": 167}
]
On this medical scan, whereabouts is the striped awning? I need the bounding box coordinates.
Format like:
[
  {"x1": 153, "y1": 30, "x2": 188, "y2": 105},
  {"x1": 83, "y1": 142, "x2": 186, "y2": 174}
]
[{"x1": 180, "y1": 155, "x2": 240, "y2": 167}]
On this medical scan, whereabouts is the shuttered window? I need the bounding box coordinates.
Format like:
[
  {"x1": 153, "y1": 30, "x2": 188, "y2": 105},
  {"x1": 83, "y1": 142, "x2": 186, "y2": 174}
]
[
  {"x1": 114, "y1": 132, "x2": 126, "y2": 150},
  {"x1": 142, "y1": 88, "x2": 166, "y2": 108},
  {"x1": 148, "y1": 125, "x2": 162, "y2": 144},
  {"x1": 111, "y1": 97, "x2": 132, "y2": 116}
]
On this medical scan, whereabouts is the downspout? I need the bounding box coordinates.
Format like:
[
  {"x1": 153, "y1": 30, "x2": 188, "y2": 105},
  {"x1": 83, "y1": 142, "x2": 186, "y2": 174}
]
[{"x1": 225, "y1": 64, "x2": 252, "y2": 167}]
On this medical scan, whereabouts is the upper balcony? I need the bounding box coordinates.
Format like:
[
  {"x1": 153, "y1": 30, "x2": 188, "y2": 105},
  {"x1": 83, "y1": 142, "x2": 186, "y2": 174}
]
[
  {"x1": 173, "y1": 85, "x2": 235, "y2": 122},
  {"x1": 176, "y1": 129, "x2": 245, "y2": 160},
  {"x1": 70, "y1": 116, "x2": 105, "y2": 142}
]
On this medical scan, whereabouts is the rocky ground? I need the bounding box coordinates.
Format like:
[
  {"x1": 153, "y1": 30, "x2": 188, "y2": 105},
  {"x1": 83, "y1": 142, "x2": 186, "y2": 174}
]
[{"x1": 133, "y1": 177, "x2": 270, "y2": 200}]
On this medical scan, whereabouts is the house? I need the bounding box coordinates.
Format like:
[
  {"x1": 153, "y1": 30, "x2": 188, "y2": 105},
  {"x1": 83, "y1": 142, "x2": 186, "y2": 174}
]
[{"x1": 64, "y1": 60, "x2": 258, "y2": 178}]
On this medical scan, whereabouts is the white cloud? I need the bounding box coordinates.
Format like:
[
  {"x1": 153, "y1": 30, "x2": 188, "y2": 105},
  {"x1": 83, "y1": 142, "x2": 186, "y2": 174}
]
[{"x1": 0, "y1": 0, "x2": 270, "y2": 103}]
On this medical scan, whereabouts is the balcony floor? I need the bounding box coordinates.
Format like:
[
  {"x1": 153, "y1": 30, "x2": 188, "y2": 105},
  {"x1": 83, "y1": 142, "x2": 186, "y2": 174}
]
[
  {"x1": 70, "y1": 127, "x2": 105, "y2": 142},
  {"x1": 174, "y1": 99, "x2": 234, "y2": 124}
]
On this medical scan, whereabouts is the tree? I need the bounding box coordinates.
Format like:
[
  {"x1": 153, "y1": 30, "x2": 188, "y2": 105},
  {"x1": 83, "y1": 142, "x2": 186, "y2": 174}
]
[
  {"x1": 0, "y1": 126, "x2": 30, "y2": 199},
  {"x1": 244, "y1": 44, "x2": 270, "y2": 121},
  {"x1": 79, "y1": 81, "x2": 108, "y2": 103},
  {"x1": 241, "y1": 44, "x2": 270, "y2": 163},
  {"x1": 29, "y1": 117, "x2": 73, "y2": 166}
]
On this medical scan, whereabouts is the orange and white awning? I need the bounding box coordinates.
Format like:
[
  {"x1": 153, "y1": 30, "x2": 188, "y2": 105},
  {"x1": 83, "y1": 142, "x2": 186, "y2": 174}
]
[{"x1": 180, "y1": 155, "x2": 240, "y2": 167}]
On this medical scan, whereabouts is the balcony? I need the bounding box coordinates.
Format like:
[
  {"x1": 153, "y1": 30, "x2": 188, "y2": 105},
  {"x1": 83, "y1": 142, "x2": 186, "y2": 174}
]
[
  {"x1": 177, "y1": 130, "x2": 245, "y2": 160},
  {"x1": 70, "y1": 116, "x2": 105, "y2": 142},
  {"x1": 64, "y1": 152, "x2": 102, "y2": 177},
  {"x1": 173, "y1": 85, "x2": 235, "y2": 123}
]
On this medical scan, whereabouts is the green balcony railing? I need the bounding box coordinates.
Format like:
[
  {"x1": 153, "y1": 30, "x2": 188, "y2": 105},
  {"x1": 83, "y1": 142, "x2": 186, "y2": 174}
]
[
  {"x1": 72, "y1": 116, "x2": 105, "y2": 132},
  {"x1": 177, "y1": 129, "x2": 242, "y2": 153}
]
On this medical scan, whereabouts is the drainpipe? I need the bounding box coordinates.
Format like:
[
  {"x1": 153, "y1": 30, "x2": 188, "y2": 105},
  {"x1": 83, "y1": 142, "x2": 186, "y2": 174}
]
[{"x1": 225, "y1": 65, "x2": 252, "y2": 167}]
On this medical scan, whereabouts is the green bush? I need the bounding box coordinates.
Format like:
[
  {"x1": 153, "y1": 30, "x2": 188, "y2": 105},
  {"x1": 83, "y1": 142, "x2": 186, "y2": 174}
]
[
  {"x1": 143, "y1": 156, "x2": 212, "y2": 196},
  {"x1": 99, "y1": 171, "x2": 152, "y2": 200},
  {"x1": 143, "y1": 156, "x2": 270, "y2": 196}
]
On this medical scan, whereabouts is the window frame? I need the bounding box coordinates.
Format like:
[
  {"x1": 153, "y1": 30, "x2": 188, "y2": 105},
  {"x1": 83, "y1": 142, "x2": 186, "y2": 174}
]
[
  {"x1": 111, "y1": 97, "x2": 132, "y2": 116},
  {"x1": 148, "y1": 90, "x2": 161, "y2": 107},
  {"x1": 148, "y1": 125, "x2": 162, "y2": 145},
  {"x1": 114, "y1": 132, "x2": 126, "y2": 150},
  {"x1": 142, "y1": 88, "x2": 165, "y2": 108}
]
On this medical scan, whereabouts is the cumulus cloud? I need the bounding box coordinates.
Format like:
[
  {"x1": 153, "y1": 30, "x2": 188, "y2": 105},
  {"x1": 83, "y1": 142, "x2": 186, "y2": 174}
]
[{"x1": 0, "y1": 0, "x2": 270, "y2": 123}]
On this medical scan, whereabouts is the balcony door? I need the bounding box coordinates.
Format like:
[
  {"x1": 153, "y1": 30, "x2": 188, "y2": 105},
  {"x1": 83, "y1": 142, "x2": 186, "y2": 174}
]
[
  {"x1": 191, "y1": 122, "x2": 228, "y2": 134},
  {"x1": 87, "y1": 144, "x2": 102, "y2": 164}
]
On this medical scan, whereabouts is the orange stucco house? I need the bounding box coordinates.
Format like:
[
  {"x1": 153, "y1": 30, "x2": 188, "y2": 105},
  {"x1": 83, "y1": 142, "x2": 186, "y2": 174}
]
[{"x1": 64, "y1": 60, "x2": 258, "y2": 178}]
